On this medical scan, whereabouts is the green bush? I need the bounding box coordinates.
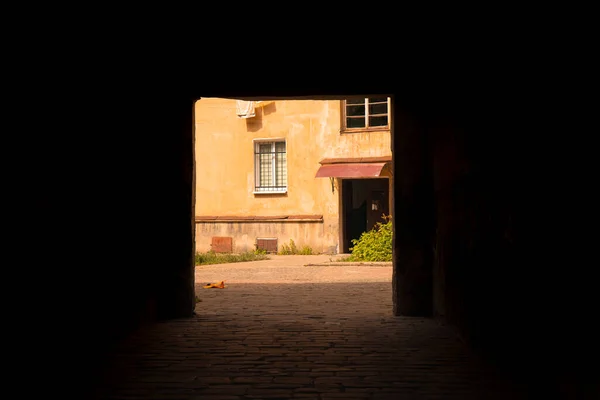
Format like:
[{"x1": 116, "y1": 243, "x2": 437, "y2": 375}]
[
  {"x1": 345, "y1": 215, "x2": 392, "y2": 262},
  {"x1": 278, "y1": 239, "x2": 297, "y2": 255},
  {"x1": 278, "y1": 239, "x2": 314, "y2": 255},
  {"x1": 299, "y1": 245, "x2": 313, "y2": 255}
]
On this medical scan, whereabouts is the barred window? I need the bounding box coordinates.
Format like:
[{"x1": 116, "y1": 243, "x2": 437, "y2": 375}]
[
  {"x1": 343, "y1": 97, "x2": 390, "y2": 130},
  {"x1": 254, "y1": 140, "x2": 287, "y2": 193}
]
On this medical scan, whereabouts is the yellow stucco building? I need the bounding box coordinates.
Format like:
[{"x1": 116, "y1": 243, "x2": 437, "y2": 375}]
[{"x1": 194, "y1": 97, "x2": 392, "y2": 254}]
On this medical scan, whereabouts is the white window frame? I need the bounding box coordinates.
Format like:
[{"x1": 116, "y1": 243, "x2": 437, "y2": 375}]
[
  {"x1": 253, "y1": 138, "x2": 287, "y2": 194},
  {"x1": 342, "y1": 97, "x2": 391, "y2": 132}
]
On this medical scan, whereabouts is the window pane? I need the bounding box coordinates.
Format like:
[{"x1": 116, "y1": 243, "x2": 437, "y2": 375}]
[
  {"x1": 276, "y1": 152, "x2": 287, "y2": 187},
  {"x1": 275, "y1": 141, "x2": 286, "y2": 188},
  {"x1": 369, "y1": 102, "x2": 388, "y2": 115},
  {"x1": 275, "y1": 141, "x2": 286, "y2": 152},
  {"x1": 368, "y1": 97, "x2": 388, "y2": 103},
  {"x1": 346, "y1": 104, "x2": 365, "y2": 117},
  {"x1": 259, "y1": 152, "x2": 272, "y2": 187},
  {"x1": 259, "y1": 143, "x2": 271, "y2": 154},
  {"x1": 369, "y1": 115, "x2": 388, "y2": 127},
  {"x1": 347, "y1": 117, "x2": 366, "y2": 128},
  {"x1": 346, "y1": 98, "x2": 366, "y2": 105}
]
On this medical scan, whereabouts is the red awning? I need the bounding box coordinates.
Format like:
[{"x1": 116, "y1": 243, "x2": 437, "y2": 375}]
[{"x1": 315, "y1": 162, "x2": 388, "y2": 178}]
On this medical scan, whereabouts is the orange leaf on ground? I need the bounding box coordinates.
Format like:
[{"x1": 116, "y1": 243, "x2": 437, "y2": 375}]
[{"x1": 203, "y1": 280, "x2": 226, "y2": 289}]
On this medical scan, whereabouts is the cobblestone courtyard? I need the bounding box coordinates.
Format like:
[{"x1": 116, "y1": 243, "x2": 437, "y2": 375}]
[{"x1": 93, "y1": 255, "x2": 529, "y2": 399}]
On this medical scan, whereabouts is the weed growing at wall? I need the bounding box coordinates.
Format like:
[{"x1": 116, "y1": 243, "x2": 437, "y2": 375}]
[
  {"x1": 195, "y1": 251, "x2": 270, "y2": 265},
  {"x1": 298, "y1": 245, "x2": 314, "y2": 255},
  {"x1": 278, "y1": 239, "x2": 314, "y2": 255},
  {"x1": 346, "y1": 215, "x2": 392, "y2": 262}
]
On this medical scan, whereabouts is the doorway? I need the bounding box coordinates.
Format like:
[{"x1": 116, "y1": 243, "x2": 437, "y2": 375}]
[{"x1": 341, "y1": 178, "x2": 390, "y2": 253}]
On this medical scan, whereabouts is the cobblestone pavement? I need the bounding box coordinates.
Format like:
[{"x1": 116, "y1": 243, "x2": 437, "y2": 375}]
[{"x1": 93, "y1": 255, "x2": 530, "y2": 399}]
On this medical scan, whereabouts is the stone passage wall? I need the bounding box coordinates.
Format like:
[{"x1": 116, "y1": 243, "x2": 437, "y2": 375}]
[{"x1": 429, "y1": 113, "x2": 533, "y2": 377}]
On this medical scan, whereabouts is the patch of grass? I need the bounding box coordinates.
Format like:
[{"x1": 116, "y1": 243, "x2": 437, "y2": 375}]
[
  {"x1": 335, "y1": 255, "x2": 352, "y2": 262},
  {"x1": 195, "y1": 251, "x2": 270, "y2": 266},
  {"x1": 278, "y1": 239, "x2": 314, "y2": 255}
]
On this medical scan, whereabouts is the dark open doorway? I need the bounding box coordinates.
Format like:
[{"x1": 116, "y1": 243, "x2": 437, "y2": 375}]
[{"x1": 341, "y1": 178, "x2": 390, "y2": 253}]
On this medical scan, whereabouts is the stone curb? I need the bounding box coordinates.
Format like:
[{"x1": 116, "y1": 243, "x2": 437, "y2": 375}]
[{"x1": 304, "y1": 262, "x2": 392, "y2": 267}]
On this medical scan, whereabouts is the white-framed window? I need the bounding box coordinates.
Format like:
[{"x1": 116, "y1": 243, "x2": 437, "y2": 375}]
[
  {"x1": 254, "y1": 139, "x2": 287, "y2": 193},
  {"x1": 343, "y1": 97, "x2": 391, "y2": 131}
]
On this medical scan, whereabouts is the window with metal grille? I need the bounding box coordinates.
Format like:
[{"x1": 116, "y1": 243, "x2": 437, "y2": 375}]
[
  {"x1": 343, "y1": 97, "x2": 390, "y2": 130},
  {"x1": 254, "y1": 140, "x2": 287, "y2": 193}
]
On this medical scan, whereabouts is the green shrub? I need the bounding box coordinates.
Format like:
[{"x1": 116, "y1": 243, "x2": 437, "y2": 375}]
[
  {"x1": 278, "y1": 239, "x2": 314, "y2": 255},
  {"x1": 345, "y1": 215, "x2": 392, "y2": 262},
  {"x1": 299, "y1": 245, "x2": 313, "y2": 255},
  {"x1": 278, "y1": 239, "x2": 297, "y2": 255}
]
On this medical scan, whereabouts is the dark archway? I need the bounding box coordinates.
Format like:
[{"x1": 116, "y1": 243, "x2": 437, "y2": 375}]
[{"x1": 30, "y1": 76, "x2": 597, "y2": 398}]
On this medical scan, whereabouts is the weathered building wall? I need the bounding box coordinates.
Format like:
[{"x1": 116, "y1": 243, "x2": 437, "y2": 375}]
[
  {"x1": 194, "y1": 98, "x2": 391, "y2": 254},
  {"x1": 195, "y1": 219, "x2": 335, "y2": 254}
]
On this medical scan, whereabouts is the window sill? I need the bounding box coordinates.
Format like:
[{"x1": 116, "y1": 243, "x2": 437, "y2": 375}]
[
  {"x1": 340, "y1": 126, "x2": 390, "y2": 134},
  {"x1": 253, "y1": 190, "x2": 287, "y2": 195}
]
